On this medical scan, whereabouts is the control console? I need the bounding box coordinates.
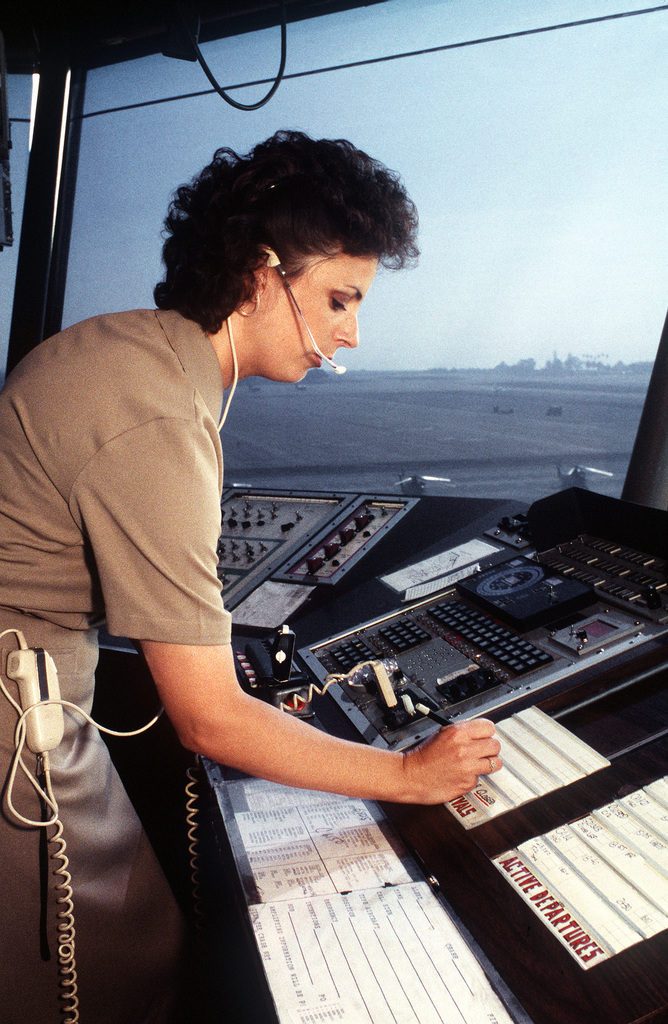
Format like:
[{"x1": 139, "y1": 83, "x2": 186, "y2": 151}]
[{"x1": 298, "y1": 514, "x2": 667, "y2": 750}]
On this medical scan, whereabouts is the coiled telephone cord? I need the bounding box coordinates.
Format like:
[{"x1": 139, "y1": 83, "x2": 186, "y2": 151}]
[
  {"x1": 44, "y1": 761, "x2": 79, "y2": 1023},
  {"x1": 185, "y1": 761, "x2": 204, "y2": 932},
  {"x1": 277, "y1": 662, "x2": 372, "y2": 713}
]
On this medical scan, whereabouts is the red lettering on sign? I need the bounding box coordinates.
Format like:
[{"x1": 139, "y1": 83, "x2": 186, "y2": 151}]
[
  {"x1": 560, "y1": 921, "x2": 584, "y2": 939},
  {"x1": 518, "y1": 876, "x2": 545, "y2": 892},
  {"x1": 568, "y1": 933, "x2": 594, "y2": 952},
  {"x1": 510, "y1": 866, "x2": 535, "y2": 885},
  {"x1": 580, "y1": 944, "x2": 606, "y2": 963},
  {"x1": 498, "y1": 855, "x2": 522, "y2": 872},
  {"x1": 451, "y1": 796, "x2": 477, "y2": 817}
]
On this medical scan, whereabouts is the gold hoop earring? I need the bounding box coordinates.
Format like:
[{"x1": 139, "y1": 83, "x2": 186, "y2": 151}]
[{"x1": 239, "y1": 293, "x2": 261, "y2": 317}]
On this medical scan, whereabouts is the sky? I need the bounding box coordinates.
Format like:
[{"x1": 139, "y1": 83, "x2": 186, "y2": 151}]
[{"x1": 2, "y1": 0, "x2": 667, "y2": 373}]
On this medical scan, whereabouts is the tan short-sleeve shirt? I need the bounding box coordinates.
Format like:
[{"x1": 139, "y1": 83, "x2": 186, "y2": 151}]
[{"x1": 0, "y1": 308, "x2": 231, "y2": 645}]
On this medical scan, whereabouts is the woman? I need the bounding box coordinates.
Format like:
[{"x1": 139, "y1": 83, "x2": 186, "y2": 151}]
[{"x1": 0, "y1": 131, "x2": 501, "y2": 1022}]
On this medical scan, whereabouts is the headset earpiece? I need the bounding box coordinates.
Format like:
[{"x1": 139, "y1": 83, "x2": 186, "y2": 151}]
[{"x1": 263, "y1": 248, "x2": 281, "y2": 268}]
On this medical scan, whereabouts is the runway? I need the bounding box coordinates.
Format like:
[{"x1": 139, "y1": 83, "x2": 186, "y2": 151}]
[{"x1": 222, "y1": 368, "x2": 648, "y2": 504}]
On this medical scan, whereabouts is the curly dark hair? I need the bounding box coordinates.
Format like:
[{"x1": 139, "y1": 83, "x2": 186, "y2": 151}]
[{"x1": 154, "y1": 130, "x2": 419, "y2": 333}]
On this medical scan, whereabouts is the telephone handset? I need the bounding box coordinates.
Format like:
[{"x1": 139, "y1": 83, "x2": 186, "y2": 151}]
[{"x1": 6, "y1": 647, "x2": 64, "y2": 753}]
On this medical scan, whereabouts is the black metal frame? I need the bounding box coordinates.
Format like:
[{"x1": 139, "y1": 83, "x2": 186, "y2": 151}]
[{"x1": 6, "y1": 46, "x2": 86, "y2": 373}]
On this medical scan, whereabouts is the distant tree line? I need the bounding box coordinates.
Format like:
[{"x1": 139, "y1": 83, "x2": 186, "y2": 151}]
[{"x1": 492, "y1": 354, "x2": 653, "y2": 374}]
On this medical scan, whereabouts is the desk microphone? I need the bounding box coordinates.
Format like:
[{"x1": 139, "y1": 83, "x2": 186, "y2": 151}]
[{"x1": 264, "y1": 249, "x2": 347, "y2": 374}]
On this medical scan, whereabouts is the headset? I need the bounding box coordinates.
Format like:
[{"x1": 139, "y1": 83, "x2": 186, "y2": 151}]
[{"x1": 264, "y1": 248, "x2": 347, "y2": 374}]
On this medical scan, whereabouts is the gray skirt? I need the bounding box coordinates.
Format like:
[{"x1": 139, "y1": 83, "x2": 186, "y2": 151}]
[{"x1": 0, "y1": 610, "x2": 186, "y2": 1024}]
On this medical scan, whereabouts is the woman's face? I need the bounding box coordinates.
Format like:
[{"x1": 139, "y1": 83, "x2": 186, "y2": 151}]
[{"x1": 251, "y1": 252, "x2": 378, "y2": 382}]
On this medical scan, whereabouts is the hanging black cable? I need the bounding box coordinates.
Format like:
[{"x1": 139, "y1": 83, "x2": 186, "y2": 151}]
[
  {"x1": 58, "y1": 2, "x2": 667, "y2": 122},
  {"x1": 181, "y1": 0, "x2": 287, "y2": 110}
]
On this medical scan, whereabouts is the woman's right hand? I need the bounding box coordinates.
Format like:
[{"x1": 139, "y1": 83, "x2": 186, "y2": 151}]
[{"x1": 401, "y1": 718, "x2": 502, "y2": 804}]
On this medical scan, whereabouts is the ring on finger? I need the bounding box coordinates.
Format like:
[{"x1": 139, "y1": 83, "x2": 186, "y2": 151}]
[{"x1": 489, "y1": 757, "x2": 497, "y2": 772}]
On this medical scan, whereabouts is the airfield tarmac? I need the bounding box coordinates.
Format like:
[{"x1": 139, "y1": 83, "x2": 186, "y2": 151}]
[{"x1": 222, "y1": 369, "x2": 648, "y2": 505}]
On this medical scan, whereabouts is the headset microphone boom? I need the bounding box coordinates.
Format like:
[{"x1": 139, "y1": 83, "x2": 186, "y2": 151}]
[{"x1": 264, "y1": 248, "x2": 347, "y2": 374}]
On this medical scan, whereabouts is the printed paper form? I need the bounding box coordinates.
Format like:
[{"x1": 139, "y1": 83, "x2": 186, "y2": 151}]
[
  {"x1": 235, "y1": 802, "x2": 412, "y2": 901},
  {"x1": 211, "y1": 777, "x2": 414, "y2": 903},
  {"x1": 250, "y1": 882, "x2": 516, "y2": 1024},
  {"x1": 381, "y1": 538, "x2": 500, "y2": 600},
  {"x1": 208, "y1": 768, "x2": 523, "y2": 1023}
]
